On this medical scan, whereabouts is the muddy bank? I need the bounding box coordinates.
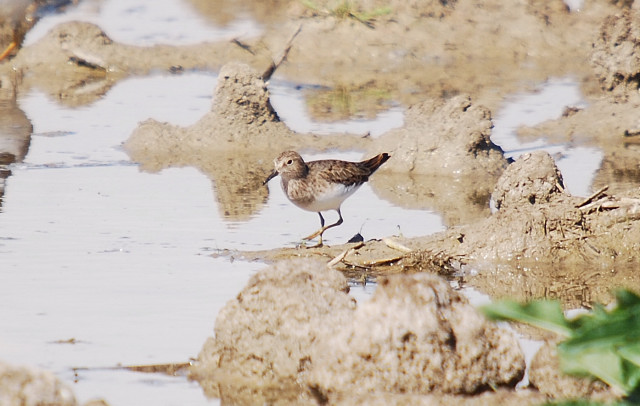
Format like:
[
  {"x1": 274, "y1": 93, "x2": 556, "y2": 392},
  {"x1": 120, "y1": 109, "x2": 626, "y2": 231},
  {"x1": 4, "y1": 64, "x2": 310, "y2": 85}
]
[
  {"x1": 190, "y1": 260, "x2": 532, "y2": 405},
  {"x1": 244, "y1": 151, "x2": 640, "y2": 307},
  {"x1": 174, "y1": 0, "x2": 633, "y2": 112},
  {"x1": 0, "y1": 0, "x2": 625, "y2": 111}
]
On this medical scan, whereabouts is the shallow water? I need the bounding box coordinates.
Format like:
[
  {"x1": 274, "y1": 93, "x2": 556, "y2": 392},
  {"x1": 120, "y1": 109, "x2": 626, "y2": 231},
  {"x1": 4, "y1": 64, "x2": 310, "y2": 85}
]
[
  {"x1": 0, "y1": 3, "x2": 605, "y2": 405},
  {"x1": 25, "y1": 0, "x2": 262, "y2": 47},
  {"x1": 0, "y1": 70, "x2": 443, "y2": 405},
  {"x1": 491, "y1": 77, "x2": 602, "y2": 197}
]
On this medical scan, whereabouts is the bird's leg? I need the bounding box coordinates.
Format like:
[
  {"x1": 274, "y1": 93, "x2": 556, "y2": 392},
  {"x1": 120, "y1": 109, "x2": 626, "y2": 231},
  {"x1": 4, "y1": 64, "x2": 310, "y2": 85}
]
[
  {"x1": 0, "y1": 42, "x2": 17, "y2": 61},
  {"x1": 303, "y1": 210, "x2": 344, "y2": 246},
  {"x1": 303, "y1": 212, "x2": 325, "y2": 241}
]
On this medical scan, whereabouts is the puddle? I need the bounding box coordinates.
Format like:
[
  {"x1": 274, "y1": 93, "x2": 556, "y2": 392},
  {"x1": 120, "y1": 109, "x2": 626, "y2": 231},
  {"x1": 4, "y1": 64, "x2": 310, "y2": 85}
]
[
  {"x1": 491, "y1": 77, "x2": 602, "y2": 197},
  {"x1": 1, "y1": 74, "x2": 234, "y2": 405},
  {"x1": 24, "y1": 0, "x2": 262, "y2": 47},
  {"x1": 70, "y1": 368, "x2": 206, "y2": 406},
  {"x1": 0, "y1": 53, "x2": 604, "y2": 406},
  {"x1": 0, "y1": 71, "x2": 442, "y2": 405},
  {"x1": 269, "y1": 81, "x2": 405, "y2": 137}
]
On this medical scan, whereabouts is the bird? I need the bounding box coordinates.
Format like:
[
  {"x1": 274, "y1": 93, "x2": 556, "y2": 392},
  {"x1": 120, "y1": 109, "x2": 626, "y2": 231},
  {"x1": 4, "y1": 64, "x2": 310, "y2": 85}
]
[
  {"x1": 263, "y1": 150, "x2": 390, "y2": 247},
  {"x1": 0, "y1": 0, "x2": 41, "y2": 61},
  {"x1": 0, "y1": 0, "x2": 76, "y2": 62}
]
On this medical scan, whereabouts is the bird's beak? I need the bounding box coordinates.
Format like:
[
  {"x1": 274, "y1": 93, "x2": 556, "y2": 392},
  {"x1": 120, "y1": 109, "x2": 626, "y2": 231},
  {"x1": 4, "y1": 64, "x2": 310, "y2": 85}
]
[{"x1": 263, "y1": 170, "x2": 278, "y2": 185}]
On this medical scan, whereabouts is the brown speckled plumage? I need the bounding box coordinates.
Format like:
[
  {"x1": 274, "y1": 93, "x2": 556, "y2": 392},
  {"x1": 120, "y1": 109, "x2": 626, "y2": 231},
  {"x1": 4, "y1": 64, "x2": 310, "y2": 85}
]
[{"x1": 263, "y1": 150, "x2": 390, "y2": 246}]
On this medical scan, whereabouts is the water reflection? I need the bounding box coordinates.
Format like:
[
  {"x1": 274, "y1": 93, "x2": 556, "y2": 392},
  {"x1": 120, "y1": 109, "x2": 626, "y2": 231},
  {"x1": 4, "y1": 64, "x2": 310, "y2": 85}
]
[
  {"x1": 465, "y1": 259, "x2": 640, "y2": 309},
  {"x1": 0, "y1": 79, "x2": 32, "y2": 209}
]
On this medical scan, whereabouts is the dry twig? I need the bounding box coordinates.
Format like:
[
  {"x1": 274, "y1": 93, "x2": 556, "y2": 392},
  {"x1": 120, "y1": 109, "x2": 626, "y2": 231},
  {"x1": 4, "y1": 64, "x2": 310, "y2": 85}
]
[
  {"x1": 577, "y1": 185, "x2": 609, "y2": 208},
  {"x1": 327, "y1": 241, "x2": 364, "y2": 268},
  {"x1": 382, "y1": 237, "x2": 412, "y2": 253},
  {"x1": 262, "y1": 24, "x2": 303, "y2": 80}
]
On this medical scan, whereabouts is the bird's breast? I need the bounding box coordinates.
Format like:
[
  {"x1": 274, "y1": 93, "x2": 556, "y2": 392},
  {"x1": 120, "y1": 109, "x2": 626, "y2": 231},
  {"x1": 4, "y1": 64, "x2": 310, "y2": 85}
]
[{"x1": 286, "y1": 180, "x2": 361, "y2": 212}]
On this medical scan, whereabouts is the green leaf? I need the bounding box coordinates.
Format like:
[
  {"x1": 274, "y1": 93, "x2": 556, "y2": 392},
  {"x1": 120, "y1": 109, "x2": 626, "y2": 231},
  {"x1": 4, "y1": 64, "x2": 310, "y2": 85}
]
[
  {"x1": 618, "y1": 342, "x2": 640, "y2": 367},
  {"x1": 482, "y1": 290, "x2": 640, "y2": 397},
  {"x1": 557, "y1": 289, "x2": 640, "y2": 396},
  {"x1": 561, "y1": 291, "x2": 640, "y2": 356},
  {"x1": 558, "y1": 345, "x2": 630, "y2": 393},
  {"x1": 481, "y1": 299, "x2": 573, "y2": 337}
]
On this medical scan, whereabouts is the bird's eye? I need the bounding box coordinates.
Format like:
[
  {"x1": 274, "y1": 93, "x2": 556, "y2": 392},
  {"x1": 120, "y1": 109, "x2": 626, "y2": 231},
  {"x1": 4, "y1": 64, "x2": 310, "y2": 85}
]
[{"x1": 286, "y1": 159, "x2": 293, "y2": 165}]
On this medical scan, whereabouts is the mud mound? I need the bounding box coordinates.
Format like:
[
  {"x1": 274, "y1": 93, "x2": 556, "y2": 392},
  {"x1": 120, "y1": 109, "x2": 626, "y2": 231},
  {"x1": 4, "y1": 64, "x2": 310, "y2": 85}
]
[
  {"x1": 396, "y1": 151, "x2": 640, "y2": 269},
  {"x1": 191, "y1": 262, "x2": 526, "y2": 404},
  {"x1": 190, "y1": 260, "x2": 356, "y2": 400},
  {"x1": 591, "y1": 9, "x2": 640, "y2": 95},
  {"x1": 126, "y1": 62, "x2": 294, "y2": 157},
  {"x1": 0, "y1": 361, "x2": 77, "y2": 406},
  {"x1": 374, "y1": 95, "x2": 508, "y2": 176},
  {"x1": 529, "y1": 341, "x2": 615, "y2": 401},
  {"x1": 365, "y1": 95, "x2": 508, "y2": 224},
  {"x1": 492, "y1": 151, "x2": 566, "y2": 210},
  {"x1": 212, "y1": 63, "x2": 280, "y2": 128},
  {"x1": 306, "y1": 273, "x2": 525, "y2": 400}
]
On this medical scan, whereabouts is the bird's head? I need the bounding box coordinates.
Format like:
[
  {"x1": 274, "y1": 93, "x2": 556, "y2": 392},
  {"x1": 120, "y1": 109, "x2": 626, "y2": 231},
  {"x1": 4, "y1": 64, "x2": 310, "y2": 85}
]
[{"x1": 263, "y1": 151, "x2": 307, "y2": 185}]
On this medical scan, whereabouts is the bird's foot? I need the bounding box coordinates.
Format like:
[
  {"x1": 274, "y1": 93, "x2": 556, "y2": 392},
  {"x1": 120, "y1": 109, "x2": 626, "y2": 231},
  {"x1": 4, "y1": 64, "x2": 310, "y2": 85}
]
[
  {"x1": 303, "y1": 241, "x2": 323, "y2": 249},
  {"x1": 303, "y1": 229, "x2": 324, "y2": 241},
  {"x1": 301, "y1": 230, "x2": 324, "y2": 248}
]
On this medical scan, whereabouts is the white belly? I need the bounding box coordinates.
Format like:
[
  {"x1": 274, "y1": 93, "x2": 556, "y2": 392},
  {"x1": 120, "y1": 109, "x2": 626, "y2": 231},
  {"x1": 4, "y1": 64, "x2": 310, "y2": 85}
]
[{"x1": 294, "y1": 182, "x2": 361, "y2": 212}]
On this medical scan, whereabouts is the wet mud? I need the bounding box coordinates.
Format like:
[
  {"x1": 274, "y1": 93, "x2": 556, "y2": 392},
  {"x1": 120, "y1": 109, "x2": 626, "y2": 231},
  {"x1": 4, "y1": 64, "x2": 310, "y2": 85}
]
[{"x1": 3, "y1": 0, "x2": 640, "y2": 404}]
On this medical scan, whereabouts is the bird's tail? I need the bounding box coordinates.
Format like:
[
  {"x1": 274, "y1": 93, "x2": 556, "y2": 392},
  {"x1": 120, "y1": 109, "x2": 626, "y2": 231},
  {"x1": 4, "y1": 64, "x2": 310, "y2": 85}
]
[{"x1": 359, "y1": 153, "x2": 391, "y2": 174}]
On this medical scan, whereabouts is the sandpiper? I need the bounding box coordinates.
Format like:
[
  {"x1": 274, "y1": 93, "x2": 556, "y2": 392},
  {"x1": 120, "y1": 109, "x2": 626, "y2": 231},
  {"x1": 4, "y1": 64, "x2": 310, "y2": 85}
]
[{"x1": 263, "y1": 150, "x2": 390, "y2": 247}]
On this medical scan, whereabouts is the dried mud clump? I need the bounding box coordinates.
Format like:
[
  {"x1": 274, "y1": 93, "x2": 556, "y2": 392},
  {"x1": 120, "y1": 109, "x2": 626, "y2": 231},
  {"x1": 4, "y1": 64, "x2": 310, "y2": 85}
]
[
  {"x1": 11, "y1": 22, "x2": 116, "y2": 71},
  {"x1": 374, "y1": 95, "x2": 508, "y2": 177},
  {"x1": 126, "y1": 62, "x2": 292, "y2": 156},
  {"x1": 0, "y1": 361, "x2": 77, "y2": 406},
  {"x1": 190, "y1": 260, "x2": 356, "y2": 400},
  {"x1": 431, "y1": 151, "x2": 582, "y2": 261},
  {"x1": 305, "y1": 273, "x2": 525, "y2": 400},
  {"x1": 529, "y1": 341, "x2": 617, "y2": 401},
  {"x1": 210, "y1": 62, "x2": 280, "y2": 133},
  {"x1": 591, "y1": 10, "x2": 640, "y2": 95},
  {"x1": 408, "y1": 151, "x2": 640, "y2": 265},
  {"x1": 492, "y1": 150, "x2": 566, "y2": 210}
]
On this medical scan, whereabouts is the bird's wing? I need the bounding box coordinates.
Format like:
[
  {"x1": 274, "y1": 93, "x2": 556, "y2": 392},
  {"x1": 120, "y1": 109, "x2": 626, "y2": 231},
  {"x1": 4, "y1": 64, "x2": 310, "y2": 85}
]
[{"x1": 309, "y1": 160, "x2": 371, "y2": 187}]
